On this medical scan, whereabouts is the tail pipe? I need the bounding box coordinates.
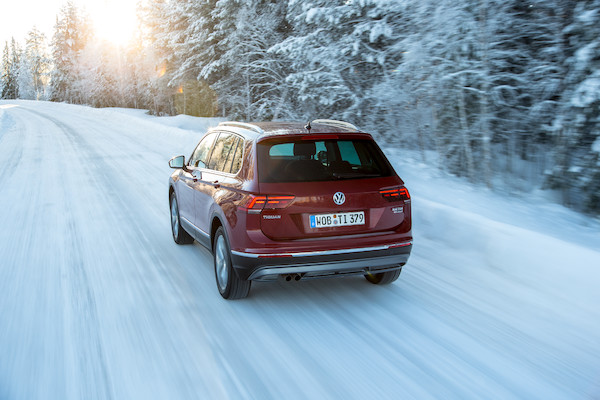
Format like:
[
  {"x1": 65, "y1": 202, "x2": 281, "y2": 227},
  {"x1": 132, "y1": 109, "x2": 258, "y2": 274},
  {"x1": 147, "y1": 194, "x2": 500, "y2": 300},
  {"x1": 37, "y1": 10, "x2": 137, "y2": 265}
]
[{"x1": 283, "y1": 273, "x2": 303, "y2": 282}]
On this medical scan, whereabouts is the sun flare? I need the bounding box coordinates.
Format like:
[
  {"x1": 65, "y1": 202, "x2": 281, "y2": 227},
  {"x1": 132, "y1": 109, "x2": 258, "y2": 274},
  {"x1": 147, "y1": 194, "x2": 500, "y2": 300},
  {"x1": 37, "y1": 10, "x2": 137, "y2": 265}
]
[{"x1": 84, "y1": 0, "x2": 138, "y2": 46}]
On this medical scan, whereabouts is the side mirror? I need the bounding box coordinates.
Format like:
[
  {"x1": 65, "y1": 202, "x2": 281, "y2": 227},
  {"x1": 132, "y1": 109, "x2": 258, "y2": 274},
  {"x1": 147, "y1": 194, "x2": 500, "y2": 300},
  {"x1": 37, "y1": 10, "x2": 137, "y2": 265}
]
[{"x1": 169, "y1": 155, "x2": 185, "y2": 169}]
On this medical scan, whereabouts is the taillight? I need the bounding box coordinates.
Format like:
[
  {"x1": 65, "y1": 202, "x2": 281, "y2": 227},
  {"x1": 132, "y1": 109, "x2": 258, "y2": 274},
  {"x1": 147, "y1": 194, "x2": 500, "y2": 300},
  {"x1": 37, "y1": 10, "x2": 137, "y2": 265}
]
[
  {"x1": 264, "y1": 196, "x2": 295, "y2": 208},
  {"x1": 243, "y1": 194, "x2": 295, "y2": 212},
  {"x1": 247, "y1": 196, "x2": 267, "y2": 210},
  {"x1": 380, "y1": 187, "x2": 410, "y2": 202}
]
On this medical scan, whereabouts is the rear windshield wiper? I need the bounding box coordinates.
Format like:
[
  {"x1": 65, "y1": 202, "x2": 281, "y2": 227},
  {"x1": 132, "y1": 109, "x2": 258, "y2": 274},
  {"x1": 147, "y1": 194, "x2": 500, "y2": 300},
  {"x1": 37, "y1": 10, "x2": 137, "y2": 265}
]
[{"x1": 332, "y1": 172, "x2": 380, "y2": 179}]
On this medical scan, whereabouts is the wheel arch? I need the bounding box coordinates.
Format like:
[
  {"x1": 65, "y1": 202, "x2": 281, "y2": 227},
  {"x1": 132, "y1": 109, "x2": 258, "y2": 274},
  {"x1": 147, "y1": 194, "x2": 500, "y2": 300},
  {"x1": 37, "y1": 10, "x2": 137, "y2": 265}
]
[
  {"x1": 169, "y1": 184, "x2": 175, "y2": 204},
  {"x1": 210, "y1": 214, "x2": 224, "y2": 250}
]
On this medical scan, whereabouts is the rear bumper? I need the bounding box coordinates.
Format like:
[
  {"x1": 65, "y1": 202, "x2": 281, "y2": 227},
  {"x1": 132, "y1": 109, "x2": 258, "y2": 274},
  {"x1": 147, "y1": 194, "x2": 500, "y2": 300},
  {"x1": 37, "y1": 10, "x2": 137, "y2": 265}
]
[{"x1": 231, "y1": 242, "x2": 412, "y2": 281}]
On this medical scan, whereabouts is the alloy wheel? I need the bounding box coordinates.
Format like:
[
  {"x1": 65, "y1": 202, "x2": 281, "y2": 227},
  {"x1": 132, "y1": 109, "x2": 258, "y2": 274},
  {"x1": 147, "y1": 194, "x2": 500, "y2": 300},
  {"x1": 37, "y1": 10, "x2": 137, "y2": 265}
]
[
  {"x1": 215, "y1": 235, "x2": 229, "y2": 292},
  {"x1": 170, "y1": 197, "x2": 179, "y2": 238}
]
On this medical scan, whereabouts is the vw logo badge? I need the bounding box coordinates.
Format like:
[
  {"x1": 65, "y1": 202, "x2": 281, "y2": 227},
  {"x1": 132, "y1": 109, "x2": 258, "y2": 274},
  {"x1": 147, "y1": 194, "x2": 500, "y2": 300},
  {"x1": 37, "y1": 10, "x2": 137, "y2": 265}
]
[{"x1": 333, "y1": 192, "x2": 346, "y2": 205}]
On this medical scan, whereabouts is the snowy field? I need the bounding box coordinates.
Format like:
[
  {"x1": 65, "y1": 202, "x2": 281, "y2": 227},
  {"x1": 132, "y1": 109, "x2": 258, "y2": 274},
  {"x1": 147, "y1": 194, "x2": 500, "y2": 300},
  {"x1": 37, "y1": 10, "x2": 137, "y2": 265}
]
[{"x1": 0, "y1": 100, "x2": 599, "y2": 400}]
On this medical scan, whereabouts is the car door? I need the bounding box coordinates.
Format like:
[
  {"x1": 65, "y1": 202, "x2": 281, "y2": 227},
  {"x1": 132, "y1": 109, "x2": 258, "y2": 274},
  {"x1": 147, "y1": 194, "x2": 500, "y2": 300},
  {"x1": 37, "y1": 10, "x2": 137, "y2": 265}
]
[
  {"x1": 177, "y1": 168, "x2": 197, "y2": 226},
  {"x1": 179, "y1": 132, "x2": 218, "y2": 229},
  {"x1": 192, "y1": 132, "x2": 239, "y2": 233}
]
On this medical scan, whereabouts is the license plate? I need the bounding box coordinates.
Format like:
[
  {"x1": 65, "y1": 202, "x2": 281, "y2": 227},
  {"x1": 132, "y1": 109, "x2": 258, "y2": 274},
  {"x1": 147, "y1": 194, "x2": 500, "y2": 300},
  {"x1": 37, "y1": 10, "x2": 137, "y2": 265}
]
[{"x1": 310, "y1": 211, "x2": 365, "y2": 228}]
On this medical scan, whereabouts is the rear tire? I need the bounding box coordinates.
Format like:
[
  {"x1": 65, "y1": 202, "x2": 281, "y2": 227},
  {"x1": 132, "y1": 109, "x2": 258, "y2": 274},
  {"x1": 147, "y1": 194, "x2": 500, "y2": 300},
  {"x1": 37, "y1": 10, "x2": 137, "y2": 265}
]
[
  {"x1": 170, "y1": 192, "x2": 194, "y2": 245},
  {"x1": 213, "y1": 226, "x2": 251, "y2": 299},
  {"x1": 365, "y1": 267, "x2": 402, "y2": 285}
]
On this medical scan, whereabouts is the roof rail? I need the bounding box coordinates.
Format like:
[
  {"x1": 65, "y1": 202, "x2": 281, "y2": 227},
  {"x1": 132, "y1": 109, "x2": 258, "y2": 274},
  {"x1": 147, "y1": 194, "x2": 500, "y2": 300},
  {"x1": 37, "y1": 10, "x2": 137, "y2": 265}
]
[
  {"x1": 218, "y1": 121, "x2": 264, "y2": 134},
  {"x1": 311, "y1": 119, "x2": 360, "y2": 132}
]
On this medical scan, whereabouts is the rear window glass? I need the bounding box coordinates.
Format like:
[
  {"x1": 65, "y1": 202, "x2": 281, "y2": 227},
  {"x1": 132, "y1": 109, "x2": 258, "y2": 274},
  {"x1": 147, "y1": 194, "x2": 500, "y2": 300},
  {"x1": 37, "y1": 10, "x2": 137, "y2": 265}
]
[{"x1": 258, "y1": 139, "x2": 393, "y2": 183}]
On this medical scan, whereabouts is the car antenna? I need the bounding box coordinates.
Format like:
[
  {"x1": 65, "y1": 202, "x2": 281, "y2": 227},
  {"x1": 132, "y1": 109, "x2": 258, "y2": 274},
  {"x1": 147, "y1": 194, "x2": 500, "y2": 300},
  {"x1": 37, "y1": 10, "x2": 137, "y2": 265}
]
[{"x1": 305, "y1": 120, "x2": 312, "y2": 133}]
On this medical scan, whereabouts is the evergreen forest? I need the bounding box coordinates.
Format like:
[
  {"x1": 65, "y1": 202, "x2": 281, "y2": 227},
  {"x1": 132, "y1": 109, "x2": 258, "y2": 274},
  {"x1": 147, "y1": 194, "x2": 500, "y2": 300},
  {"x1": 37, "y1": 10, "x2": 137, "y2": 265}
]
[{"x1": 1, "y1": 0, "x2": 599, "y2": 213}]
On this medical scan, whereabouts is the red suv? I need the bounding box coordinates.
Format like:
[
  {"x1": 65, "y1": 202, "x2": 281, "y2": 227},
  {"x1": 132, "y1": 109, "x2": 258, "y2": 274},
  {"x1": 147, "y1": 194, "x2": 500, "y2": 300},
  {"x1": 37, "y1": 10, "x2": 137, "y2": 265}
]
[{"x1": 168, "y1": 120, "x2": 412, "y2": 299}]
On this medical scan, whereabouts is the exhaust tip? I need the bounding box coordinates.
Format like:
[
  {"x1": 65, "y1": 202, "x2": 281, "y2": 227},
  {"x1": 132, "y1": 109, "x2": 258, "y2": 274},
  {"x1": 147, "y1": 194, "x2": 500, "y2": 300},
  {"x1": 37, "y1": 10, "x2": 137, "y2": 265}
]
[{"x1": 283, "y1": 274, "x2": 302, "y2": 282}]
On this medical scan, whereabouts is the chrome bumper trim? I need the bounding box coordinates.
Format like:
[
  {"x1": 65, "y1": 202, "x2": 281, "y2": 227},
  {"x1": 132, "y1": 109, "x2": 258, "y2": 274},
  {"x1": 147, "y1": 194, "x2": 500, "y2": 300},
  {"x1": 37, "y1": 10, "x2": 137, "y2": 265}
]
[
  {"x1": 231, "y1": 241, "x2": 412, "y2": 259},
  {"x1": 246, "y1": 257, "x2": 406, "y2": 281}
]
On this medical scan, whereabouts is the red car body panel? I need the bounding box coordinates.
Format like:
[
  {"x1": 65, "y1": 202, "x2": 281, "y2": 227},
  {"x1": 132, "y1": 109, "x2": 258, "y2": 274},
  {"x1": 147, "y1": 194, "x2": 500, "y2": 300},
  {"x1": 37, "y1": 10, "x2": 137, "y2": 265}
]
[{"x1": 169, "y1": 121, "x2": 412, "y2": 285}]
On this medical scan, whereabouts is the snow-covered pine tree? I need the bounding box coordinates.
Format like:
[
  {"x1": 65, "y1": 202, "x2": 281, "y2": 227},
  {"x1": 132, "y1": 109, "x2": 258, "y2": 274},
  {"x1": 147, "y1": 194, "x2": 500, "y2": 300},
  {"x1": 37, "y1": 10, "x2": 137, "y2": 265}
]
[
  {"x1": 370, "y1": 0, "x2": 565, "y2": 188},
  {"x1": 26, "y1": 28, "x2": 50, "y2": 100},
  {"x1": 122, "y1": 29, "x2": 147, "y2": 111},
  {"x1": 548, "y1": 0, "x2": 600, "y2": 212},
  {"x1": 20, "y1": 27, "x2": 51, "y2": 100},
  {"x1": 386, "y1": 0, "x2": 485, "y2": 182},
  {"x1": 50, "y1": 1, "x2": 92, "y2": 103},
  {"x1": 1, "y1": 39, "x2": 21, "y2": 99},
  {"x1": 361, "y1": 1, "x2": 436, "y2": 157},
  {"x1": 1, "y1": 42, "x2": 11, "y2": 99},
  {"x1": 17, "y1": 53, "x2": 35, "y2": 100},
  {"x1": 138, "y1": 0, "x2": 187, "y2": 115},
  {"x1": 124, "y1": 31, "x2": 174, "y2": 114},
  {"x1": 203, "y1": 0, "x2": 291, "y2": 120},
  {"x1": 275, "y1": 0, "x2": 377, "y2": 121},
  {"x1": 167, "y1": 0, "x2": 220, "y2": 117},
  {"x1": 481, "y1": 0, "x2": 566, "y2": 189}
]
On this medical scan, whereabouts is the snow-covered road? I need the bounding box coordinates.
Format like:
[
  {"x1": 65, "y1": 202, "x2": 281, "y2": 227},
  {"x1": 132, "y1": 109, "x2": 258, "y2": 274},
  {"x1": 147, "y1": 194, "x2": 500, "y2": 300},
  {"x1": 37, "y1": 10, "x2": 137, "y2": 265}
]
[{"x1": 1, "y1": 100, "x2": 599, "y2": 399}]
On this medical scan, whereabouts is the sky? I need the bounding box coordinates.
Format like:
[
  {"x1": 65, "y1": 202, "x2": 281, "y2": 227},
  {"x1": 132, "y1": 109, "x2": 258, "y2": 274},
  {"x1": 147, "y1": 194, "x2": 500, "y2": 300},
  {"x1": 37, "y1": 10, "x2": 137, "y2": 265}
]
[{"x1": 0, "y1": 0, "x2": 139, "y2": 48}]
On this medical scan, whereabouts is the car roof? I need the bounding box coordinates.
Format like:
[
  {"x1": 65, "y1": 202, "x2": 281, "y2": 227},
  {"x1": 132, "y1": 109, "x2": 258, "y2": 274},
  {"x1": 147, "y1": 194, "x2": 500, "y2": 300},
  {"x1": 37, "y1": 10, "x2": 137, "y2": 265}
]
[{"x1": 210, "y1": 120, "x2": 367, "y2": 140}]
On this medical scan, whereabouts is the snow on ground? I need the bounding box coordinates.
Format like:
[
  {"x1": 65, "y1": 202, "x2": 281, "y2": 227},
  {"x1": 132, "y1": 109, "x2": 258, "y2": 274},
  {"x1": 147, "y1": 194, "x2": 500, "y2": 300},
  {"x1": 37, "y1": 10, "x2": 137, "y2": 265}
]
[
  {"x1": 1, "y1": 100, "x2": 599, "y2": 400},
  {"x1": 103, "y1": 107, "x2": 226, "y2": 133}
]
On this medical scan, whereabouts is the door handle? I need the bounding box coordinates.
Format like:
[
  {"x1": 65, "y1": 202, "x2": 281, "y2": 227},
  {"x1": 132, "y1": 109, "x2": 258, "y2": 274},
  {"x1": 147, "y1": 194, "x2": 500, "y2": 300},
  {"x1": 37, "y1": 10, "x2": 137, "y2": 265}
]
[
  {"x1": 212, "y1": 180, "x2": 220, "y2": 189},
  {"x1": 192, "y1": 170, "x2": 202, "y2": 182}
]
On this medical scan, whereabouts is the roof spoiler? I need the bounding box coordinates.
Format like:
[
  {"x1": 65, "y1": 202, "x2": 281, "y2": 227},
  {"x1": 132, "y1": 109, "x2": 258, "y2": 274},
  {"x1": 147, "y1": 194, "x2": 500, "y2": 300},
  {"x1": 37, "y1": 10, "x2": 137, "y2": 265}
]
[{"x1": 311, "y1": 119, "x2": 360, "y2": 132}]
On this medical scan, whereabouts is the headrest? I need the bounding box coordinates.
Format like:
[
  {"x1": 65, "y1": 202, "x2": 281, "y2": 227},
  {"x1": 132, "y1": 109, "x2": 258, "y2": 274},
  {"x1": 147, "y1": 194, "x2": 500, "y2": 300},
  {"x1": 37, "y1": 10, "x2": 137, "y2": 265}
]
[{"x1": 293, "y1": 142, "x2": 316, "y2": 157}]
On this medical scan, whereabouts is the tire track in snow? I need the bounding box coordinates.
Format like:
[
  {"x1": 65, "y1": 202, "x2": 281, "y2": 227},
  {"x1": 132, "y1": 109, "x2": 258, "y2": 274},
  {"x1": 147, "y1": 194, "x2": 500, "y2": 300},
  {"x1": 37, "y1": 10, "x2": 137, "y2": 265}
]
[
  {"x1": 17, "y1": 106, "x2": 233, "y2": 399},
  {"x1": 0, "y1": 107, "x2": 25, "y2": 191},
  {"x1": 15, "y1": 107, "x2": 115, "y2": 400},
  {"x1": 6, "y1": 102, "x2": 598, "y2": 399}
]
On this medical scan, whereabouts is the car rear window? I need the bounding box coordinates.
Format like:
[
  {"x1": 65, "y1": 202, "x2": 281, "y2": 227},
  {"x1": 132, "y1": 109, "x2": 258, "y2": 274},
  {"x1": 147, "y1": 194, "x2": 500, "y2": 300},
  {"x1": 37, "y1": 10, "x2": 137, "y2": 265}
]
[{"x1": 257, "y1": 138, "x2": 393, "y2": 183}]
